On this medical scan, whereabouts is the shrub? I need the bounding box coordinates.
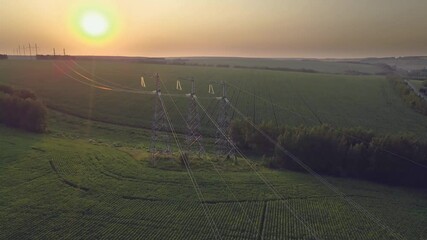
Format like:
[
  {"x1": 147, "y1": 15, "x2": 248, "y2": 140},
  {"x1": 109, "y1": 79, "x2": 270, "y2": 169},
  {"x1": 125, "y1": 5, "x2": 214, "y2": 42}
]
[
  {"x1": 389, "y1": 76, "x2": 427, "y2": 115},
  {"x1": 230, "y1": 121, "x2": 427, "y2": 187},
  {"x1": 0, "y1": 84, "x2": 47, "y2": 133}
]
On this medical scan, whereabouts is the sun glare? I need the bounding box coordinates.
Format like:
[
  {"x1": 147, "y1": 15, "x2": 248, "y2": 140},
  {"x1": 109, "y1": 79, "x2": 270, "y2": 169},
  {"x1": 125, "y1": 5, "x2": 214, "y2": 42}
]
[
  {"x1": 70, "y1": 4, "x2": 118, "y2": 44},
  {"x1": 81, "y1": 11, "x2": 109, "y2": 37}
]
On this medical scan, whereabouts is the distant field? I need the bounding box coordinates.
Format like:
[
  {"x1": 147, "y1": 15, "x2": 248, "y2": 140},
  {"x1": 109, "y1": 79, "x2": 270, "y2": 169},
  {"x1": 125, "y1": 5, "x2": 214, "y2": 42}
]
[
  {"x1": 1, "y1": 125, "x2": 426, "y2": 239},
  {"x1": 362, "y1": 57, "x2": 427, "y2": 71},
  {"x1": 410, "y1": 79, "x2": 425, "y2": 91},
  {"x1": 0, "y1": 59, "x2": 426, "y2": 139},
  {"x1": 174, "y1": 57, "x2": 386, "y2": 75}
]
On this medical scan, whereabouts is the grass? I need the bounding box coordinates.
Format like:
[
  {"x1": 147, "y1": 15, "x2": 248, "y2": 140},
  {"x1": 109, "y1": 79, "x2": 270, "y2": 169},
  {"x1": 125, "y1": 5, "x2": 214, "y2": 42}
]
[
  {"x1": 1, "y1": 124, "x2": 427, "y2": 239},
  {"x1": 0, "y1": 59, "x2": 426, "y2": 140}
]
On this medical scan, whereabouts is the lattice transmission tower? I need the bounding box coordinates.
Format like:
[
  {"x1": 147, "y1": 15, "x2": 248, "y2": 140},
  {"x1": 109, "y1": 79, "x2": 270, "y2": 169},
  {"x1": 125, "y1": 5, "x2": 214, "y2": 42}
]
[
  {"x1": 215, "y1": 81, "x2": 235, "y2": 159},
  {"x1": 185, "y1": 78, "x2": 205, "y2": 157},
  {"x1": 150, "y1": 73, "x2": 172, "y2": 164}
]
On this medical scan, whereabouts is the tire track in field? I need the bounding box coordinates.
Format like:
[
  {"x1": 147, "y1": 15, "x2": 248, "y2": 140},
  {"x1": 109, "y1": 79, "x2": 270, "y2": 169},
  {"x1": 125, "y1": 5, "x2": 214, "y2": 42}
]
[{"x1": 49, "y1": 159, "x2": 90, "y2": 192}]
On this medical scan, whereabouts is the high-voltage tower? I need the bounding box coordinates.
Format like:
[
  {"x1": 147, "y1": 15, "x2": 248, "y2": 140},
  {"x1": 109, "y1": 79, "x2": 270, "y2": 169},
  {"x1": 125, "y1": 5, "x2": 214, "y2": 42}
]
[
  {"x1": 185, "y1": 79, "x2": 205, "y2": 157},
  {"x1": 215, "y1": 81, "x2": 235, "y2": 158},
  {"x1": 150, "y1": 73, "x2": 171, "y2": 163}
]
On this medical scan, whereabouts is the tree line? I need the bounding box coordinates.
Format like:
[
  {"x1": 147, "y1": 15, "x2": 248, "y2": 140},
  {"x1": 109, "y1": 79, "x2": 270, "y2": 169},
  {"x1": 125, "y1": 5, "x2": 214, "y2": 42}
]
[
  {"x1": 230, "y1": 121, "x2": 427, "y2": 187},
  {"x1": 0, "y1": 84, "x2": 47, "y2": 133},
  {"x1": 389, "y1": 75, "x2": 427, "y2": 115}
]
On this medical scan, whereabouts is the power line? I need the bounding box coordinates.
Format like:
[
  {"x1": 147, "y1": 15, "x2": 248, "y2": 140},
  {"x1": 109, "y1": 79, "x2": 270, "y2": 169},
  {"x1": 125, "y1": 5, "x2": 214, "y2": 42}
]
[
  {"x1": 195, "y1": 97, "x2": 321, "y2": 240},
  {"x1": 57, "y1": 61, "x2": 427, "y2": 170},
  {"x1": 70, "y1": 60, "x2": 135, "y2": 90},
  {"x1": 159, "y1": 77, "x2": 259, "y2": 233},
  {"x1": 226, "y1": 101, "x2": 404, "y2": 240},
  {"x1": 157, "y1": 93, "x2": 223, "y2": 240},
  {"x1": 55, "y1": 64, "x2": 223, "y2": 237},
  {"x1": 54, "y1": 61, "x2": 406, "y2": 238},
  {"x1": 227, "y1": 81, "x2": 427, "y2": 170}
]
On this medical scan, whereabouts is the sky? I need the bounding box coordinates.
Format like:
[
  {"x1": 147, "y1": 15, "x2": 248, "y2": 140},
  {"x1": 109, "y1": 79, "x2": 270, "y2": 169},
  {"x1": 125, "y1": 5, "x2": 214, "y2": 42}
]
[{"x1": 1, "y1": 0, "x2": 427, "y2": 58}]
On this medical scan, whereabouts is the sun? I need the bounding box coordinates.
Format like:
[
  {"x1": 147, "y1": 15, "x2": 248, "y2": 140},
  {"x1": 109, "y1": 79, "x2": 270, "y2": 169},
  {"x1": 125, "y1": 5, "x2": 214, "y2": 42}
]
[
  {"x1": 80, "y1": 11, "x2": 109, "y2": 37},
  {"x1": 70, "y1": 3, "x2": 119, "y2": 44}
]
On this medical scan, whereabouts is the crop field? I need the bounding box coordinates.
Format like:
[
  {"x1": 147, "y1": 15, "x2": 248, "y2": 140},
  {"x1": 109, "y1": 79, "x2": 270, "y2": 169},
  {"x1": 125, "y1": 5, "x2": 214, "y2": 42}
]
[
  {"x1": 362, "y1": 57, "x2": 427, "y2": 72},
  {"x1": 2, "y1": 0, "x2": 427, "y2": 239},
  {"x1": 410, "y1": 79, "x2": 425, "y2": 91},
  {"x1": 172, "y1": 57, "x2": 386, "y2": 75},
  {"x1": 1, "y1": 125, "x2": 427, "y2": 239},
  {"x1": 1, "y1": 59, "x2": 427, "y2": 239},
  {"x1": 0, "y1": 60, "x2": 426, "y2": 140}
]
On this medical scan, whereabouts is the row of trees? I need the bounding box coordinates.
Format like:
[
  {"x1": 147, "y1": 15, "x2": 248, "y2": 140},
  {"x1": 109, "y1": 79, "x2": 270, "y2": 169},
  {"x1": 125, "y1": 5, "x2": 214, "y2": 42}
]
[
  {"x1": 389, "y1": 75, "x2": 427, "y2": 115},
  {"x1": 0, "y1": 85, "x2": 47, "y2": 133},
  {"x1": 230, "y1": 121, "x2": 427, "y2": 187}
]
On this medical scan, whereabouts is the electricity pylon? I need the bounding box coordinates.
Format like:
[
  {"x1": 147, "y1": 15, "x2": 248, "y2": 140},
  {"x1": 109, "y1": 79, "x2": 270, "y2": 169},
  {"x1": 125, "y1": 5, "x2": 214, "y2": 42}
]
[
  {"x1": 150, "y1": 73, "x2": 171, "y2": 164},
  {"x1": 215, "y1": 81, "x2": 235, "y2": 159},
  {"x1": 185, "y1": 78, "x2": 205, "y2": 157}
]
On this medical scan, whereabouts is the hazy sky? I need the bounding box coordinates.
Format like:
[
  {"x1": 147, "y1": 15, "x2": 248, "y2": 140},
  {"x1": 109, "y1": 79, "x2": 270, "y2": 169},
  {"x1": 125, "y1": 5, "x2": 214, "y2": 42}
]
[{"x1": 1, "y1": 0, "x2": 427, "y2": 58}]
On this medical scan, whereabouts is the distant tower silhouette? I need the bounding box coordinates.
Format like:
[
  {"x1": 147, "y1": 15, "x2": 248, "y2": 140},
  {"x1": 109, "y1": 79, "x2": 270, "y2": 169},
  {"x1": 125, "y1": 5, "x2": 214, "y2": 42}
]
[
  {"x1": 63, "y1": 48, "x2": 66, "y2": 56},
  {"x1": 53, "y1": 48, "x2": 56, "y2": 56}
]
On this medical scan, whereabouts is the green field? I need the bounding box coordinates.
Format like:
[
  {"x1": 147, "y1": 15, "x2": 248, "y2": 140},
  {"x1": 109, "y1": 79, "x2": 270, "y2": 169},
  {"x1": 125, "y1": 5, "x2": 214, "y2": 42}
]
[
  {"x1": 362, "y1": 57, "x2": 427, "y2": 72},
  {"x1": 1, "y1": 124, "x2": 427, "y2": 239},
  {"x1": 172, "y1": 57, "x2": 386, "y2": 75},
  {"x1": 1, "y1": 59, "x2": 427, "y2": 239},
  {"x1": 410, "y1": 79, "x2": 425, "y2": 91},
  {"x1": 0, "y1": 59, "x2": 426, "y2": 139}
]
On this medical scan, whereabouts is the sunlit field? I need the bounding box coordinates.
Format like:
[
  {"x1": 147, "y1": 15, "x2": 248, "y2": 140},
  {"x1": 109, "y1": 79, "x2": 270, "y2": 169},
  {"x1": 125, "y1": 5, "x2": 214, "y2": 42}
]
[
  {"x1": 1, "y1": 58, "x2": 427, "y2": 239},
  {"x1": 1, "y1": 60, "x2": 426, "y2": 139},
  {"x1": 2, "y1": 0, "x2": 427, "y2": 239}
]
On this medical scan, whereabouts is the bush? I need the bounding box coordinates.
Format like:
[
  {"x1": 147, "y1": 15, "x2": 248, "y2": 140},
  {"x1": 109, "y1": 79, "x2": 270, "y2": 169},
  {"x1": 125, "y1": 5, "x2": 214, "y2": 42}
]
[
  {"x1": 230, "y1": 121, "x2": 427, "y2": 187},
  {"x1": 0, "y1": 84, "x2": 47, "y2": 133},
  {"x1": 230, "y1": 120, "x2": 277, "y2": 154},
  {"x1": 389, "y1": 76, "x2": 427, "y2": 115}
]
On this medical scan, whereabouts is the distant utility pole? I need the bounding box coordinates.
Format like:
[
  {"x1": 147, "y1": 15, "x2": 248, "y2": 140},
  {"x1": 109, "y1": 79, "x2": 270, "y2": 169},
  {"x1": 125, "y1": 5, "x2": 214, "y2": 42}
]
[
  {"x1": 53, "y1": 48, "x2": 56, "y2": 56},
  {"x1": 28, "y1": 43, "x2": 32, "y2": 56},
  {"x1": 23, "y1": 45, "x2": 26, "y2": 55},
  {"x1": 35, "y1": 44, "x2": 38, "y2": 55},
  {"x1": 18, "y1": 45, "x2": 21, "y2": 55}
]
